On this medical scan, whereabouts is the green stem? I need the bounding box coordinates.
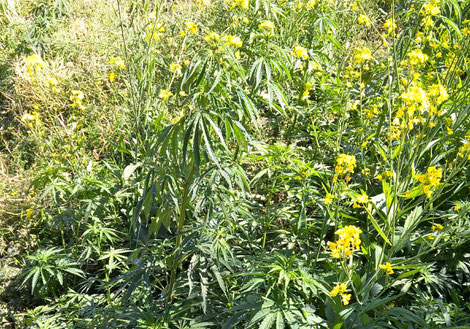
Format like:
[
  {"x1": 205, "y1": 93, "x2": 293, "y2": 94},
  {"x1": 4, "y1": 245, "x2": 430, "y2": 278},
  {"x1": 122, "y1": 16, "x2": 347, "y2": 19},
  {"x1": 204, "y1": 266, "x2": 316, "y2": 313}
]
[{"x1": 165, "y1": 161, "x2": 197, "y2": 303}]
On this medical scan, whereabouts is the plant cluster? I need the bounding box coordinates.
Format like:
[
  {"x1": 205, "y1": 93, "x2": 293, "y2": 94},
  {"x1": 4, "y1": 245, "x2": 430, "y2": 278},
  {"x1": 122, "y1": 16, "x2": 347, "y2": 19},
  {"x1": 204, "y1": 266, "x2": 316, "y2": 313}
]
[{"x1": 1, "y1": 0, "x2": 470, "y2": 328}]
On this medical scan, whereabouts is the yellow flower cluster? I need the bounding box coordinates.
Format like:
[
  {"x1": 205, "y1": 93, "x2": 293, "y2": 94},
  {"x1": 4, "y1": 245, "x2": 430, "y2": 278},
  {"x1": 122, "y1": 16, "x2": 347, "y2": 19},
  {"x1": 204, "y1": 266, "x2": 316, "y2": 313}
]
[
  {"x1": 224, "y1": 0, "x2": 249, "y2": 10},
  {"x1": 159, "y1": 89, "x2": 173, "y2": 100},
  {"x1": 383, "y1": 18, "x2": 396, "y2": 34},
  {"x1": 70, "y1": 90, "x2": 85, "y2": 110},
  {"x1": 291, "y1": 46, "x2": 309, "y2": 60},
  {"x1": 259, "y1": 20, "x2": 275, "y2": 32},
  {"x1": 352, "y1": 192, "x2": 368, "y2": 208},
  {"x1": 400, "y1": 84, "x2": 430, "y2": 114},
  {"x1": 330, "y1": 283, "x2": 351, "y2": 305},
  {"x1": 334, "y1": 154, "x2": 357, "y2": 177},
  {"x1": 47, "y1": 78, "x2": 60, "y2": 93},
  {"x1": 379, "y1": 262, "x2": 394, "y2": 275},
  {"x1": 458, "y1": 142, "x2": 470, "y2": 160},
  {"x1": 324, "y1": 192, "x2": 335, "y2": 205},
  {"x1": 432, "y1": 223, "x2": 443, "y2": 231},
  {"x1": 376, "y1": 170, "x2": 393, "y2": 181},
  {"x1": 358, "y1": 14, "x2": 371, "y2": 27},
  {"x1": 21, "y1": 111, "x2": 41, "y2": 128},
  {"x1": 24, "y1": 54, "x2": 45, "y2": 81},
  {"x1": 109, "y1": 57, "x2": 125, "y2": 82},
  {"x1": 185, "y1": 22, "x2": 198, "y2": 34},
  {"x1": 25, "y1": 54, "x2": 44, "y2": 75},
  {"x1": 170, "y1": 63, "x2": 182, "y2": 75},
  {"x1": 391, "y1": 81, "x2": 449, "y2": 139},
  {"x1": 407, "y1": 49, "x2": 428, "y2": 66},
  {"x1": 205, "y1": 32, "x2": 221, "y2": 43},
  {"x1": 109, "y1": 57, "x2": 125, "y2": 70},
  {"x1": 329, "y1": 225, "x2": 362, "y2": 258},
  {"x1": 25, "y1": 208, "x2": 35, "y2": 219},
  {"x1": 353, "y1": 47, "x2": 372, "y2": 65},
  {"x1": 145, "y1": 23, "x2": 165, "y2": 42},
  {"x1": 415, "y1": 166, "x2": 442, "y2": 198},
  {"x1": 420, "y1": 0, "x2": 441, "y2": 27},
  {"x1": 302, "y1": 82, "x2": 313, "y2": 101},
  {"x1": 297, "y1": 0, "x2": 319, "y2": 10},
  {"x1": 428, "y1": 83, "x2": 449, "y2": 105},
  {"x1": 225, "y1": 35, "x2": 243, "y2": 48}
]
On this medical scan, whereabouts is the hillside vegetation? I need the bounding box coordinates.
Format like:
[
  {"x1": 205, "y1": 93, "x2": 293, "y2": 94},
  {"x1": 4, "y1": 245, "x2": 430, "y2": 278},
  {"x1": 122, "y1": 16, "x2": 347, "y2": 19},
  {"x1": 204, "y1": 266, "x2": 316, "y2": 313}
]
[{"x1": 1, "y1": 0, "x2": 470, "y2": 328}]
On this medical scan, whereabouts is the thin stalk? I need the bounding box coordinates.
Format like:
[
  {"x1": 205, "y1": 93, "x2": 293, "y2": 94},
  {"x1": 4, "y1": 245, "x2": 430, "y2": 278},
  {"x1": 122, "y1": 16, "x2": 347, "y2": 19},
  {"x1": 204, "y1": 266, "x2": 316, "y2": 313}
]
[{"x1": 165, "y1": 161, "x2": 197, "y2": 303}]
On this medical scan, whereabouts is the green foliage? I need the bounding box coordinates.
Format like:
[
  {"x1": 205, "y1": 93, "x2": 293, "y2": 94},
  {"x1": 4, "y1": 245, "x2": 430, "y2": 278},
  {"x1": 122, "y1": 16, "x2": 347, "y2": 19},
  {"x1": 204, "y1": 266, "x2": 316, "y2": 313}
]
[
  {"x1": 1, "y1": 0, "x2": 470, "y2": 328},
  {"x1": 19, "y1": 247, "x2": 84, "y2": 299}
]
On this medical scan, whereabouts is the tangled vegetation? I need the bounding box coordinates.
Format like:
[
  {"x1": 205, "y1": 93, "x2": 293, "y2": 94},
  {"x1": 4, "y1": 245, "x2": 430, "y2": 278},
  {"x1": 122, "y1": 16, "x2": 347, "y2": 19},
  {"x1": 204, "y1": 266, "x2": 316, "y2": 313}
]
[{"x1": 1, "y1": 0, "x2": 470, "y2": 327}]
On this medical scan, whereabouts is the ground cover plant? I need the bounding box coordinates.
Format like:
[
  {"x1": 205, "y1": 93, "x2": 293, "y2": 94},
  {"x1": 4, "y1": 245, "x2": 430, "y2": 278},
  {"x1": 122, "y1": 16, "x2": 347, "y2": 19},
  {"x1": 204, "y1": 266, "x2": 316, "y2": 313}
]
[{"x1": 1, "y1": 0, "x2": 470, "y2": 327}]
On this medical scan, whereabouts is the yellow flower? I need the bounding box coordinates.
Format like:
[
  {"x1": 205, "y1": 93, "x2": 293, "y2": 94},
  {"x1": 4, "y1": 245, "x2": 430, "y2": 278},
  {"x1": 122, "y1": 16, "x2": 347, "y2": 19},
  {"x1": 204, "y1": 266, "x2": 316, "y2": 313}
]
[
  {"x1": 400, "y1": 84, "x2": 430, "y2": 113},
  {"x1": 303, "y1": 0, "x2": 318, "y2": 9},
  {"x1": 170, "y1": 63, "x2": 182, "y2": 75},
  {"x1": 329, "y1": 225, "x2": 362, "y2": 259},
  {"x1": 377, "y1": 170, "x2": 393, "y2": 181},
  {"x1": 25, "y1": 208, "x2": 35, "y2": 219},
  {"x1": 354, "y1": 47, "x2": 372, "y2": 65},
  {"x1": 420, "y1": 1, "x2": 440, "y2": 17},
  {"x1": 341, "y1": 293, "x2": 351, "y2": 305},
  {"x1": 358, "y1": 14, "x2": 371, "y2": 27},
  {"x1": 432, "y1": 223, "x2": 443, "y2": 231},
  {"x1": 291, "y1": 46, "x2": 309, "y2": 60},
  {"x1": 47, "y1": 78, "x2": 60, "y2": 93},
  {"x1": 330, "y1": 283, "x2": 352, "y2": 305},
  {"x1": 109, "y1": 57, "x2": 126, "y2": 69},
  {"x1": 47, "y1": 78, "x2": 58, "y2": 87},
  {"x1": 382, "y1": 18, "x2": 397, "y2": 33},
  {"x1": 21, "y1": 111, "x2": 40, "y2": 127},
  {"x1": 356, "y1": 192, "x2": 369, "y2": 204},
  {"x1": 379, "y1": 262, "x2": 394, "y2": 275},
  {"x1": 416, "y1": 166, "x2": 442, "y2": 198},
  {"x1": 454, "y1": 204, "x2": 461, "y2": 211},
  {"x1": 324, "y1": 193, "x2": 335, "y2": 205},
  {"x1": 205, "y1": 32, "x2": 221, "y2": 43},
  {"x1": 428, "y1": 83, "x2": 448, "y2": 105},
  {"x1": 335, "y1": 154, "x2": 357, "y2": 175},
  {"x1": 70, "y1": 90, "x2": 85, "y2": 110},
  {"x1": 225, "y1": 35, "x2": 243, "y2": 48},
  {"x1": 185, "y1": 22, "x2": 198, "y2": 33},
  {"x1": 25, "y1": 54, "x2": 45, "y2": 76},
  {"x1": 159, "y1": 89, "x2": 173, "y2": 100},
  {"x1": 109, "y1": 72, "x2": 116, "y2": 82},
  {"x1": 225, "y1": 0, "x2": 249, "y2": 10},
  {"x1": 330, "y1": 283, "x2": 347, "y2": 297},
  {"x1": 145, "y1": 23, "x2": 165, "y2": 43},
  {"x1": 259, "y1": 20, "x2": 275, "y2": 31},
  {"x1": 407, "y1": 49, "x2": 428, "y2": 66}
]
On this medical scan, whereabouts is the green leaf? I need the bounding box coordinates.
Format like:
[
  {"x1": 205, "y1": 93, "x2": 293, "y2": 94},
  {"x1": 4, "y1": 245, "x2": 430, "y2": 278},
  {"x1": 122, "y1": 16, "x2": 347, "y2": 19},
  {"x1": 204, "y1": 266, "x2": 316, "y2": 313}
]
[
  {"x1": 275, "y1": 312, "x2": 285, "y2": 329},
  {"x1": 122, "y1": 163, "x2": 141, "y2": 183},
  {"x1": 259, "y1": 313, "x2": 275, "y2": 329},
  {"x1": 367, "y1": 213, "x2": 391, "y2": 246}
]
